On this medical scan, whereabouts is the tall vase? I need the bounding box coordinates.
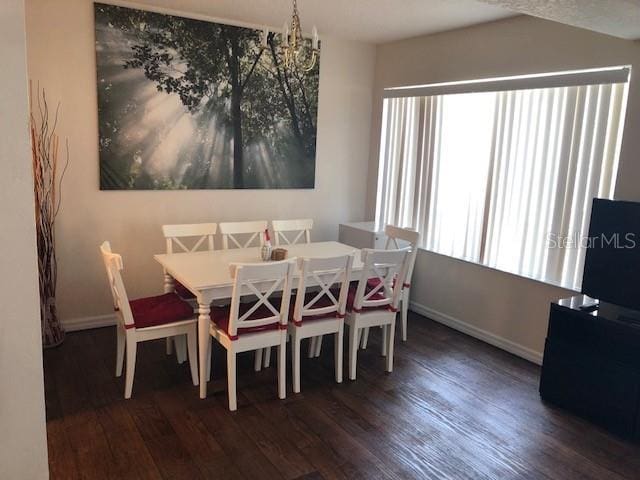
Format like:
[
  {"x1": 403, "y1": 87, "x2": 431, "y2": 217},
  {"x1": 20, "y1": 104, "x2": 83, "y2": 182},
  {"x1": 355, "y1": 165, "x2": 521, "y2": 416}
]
[
  {"x1": 42, "y1": 296, "x2": 64, "y2": 348},
  {"x1": 30, "y1": 84, "x2": 69, "y2": 349}
]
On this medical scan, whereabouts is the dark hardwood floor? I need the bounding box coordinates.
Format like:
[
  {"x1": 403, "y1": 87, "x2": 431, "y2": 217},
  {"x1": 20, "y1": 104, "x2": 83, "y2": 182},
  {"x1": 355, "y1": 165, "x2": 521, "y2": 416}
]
[{"x1": 44, "y1": 312, "x2": 640, "y2": 479}]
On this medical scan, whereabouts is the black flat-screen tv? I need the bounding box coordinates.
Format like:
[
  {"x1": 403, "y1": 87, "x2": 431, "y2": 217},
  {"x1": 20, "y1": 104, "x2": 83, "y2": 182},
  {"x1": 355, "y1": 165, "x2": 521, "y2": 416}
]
[{"x1": 582, "y1": 198, "x2": 640, "y2": 310}]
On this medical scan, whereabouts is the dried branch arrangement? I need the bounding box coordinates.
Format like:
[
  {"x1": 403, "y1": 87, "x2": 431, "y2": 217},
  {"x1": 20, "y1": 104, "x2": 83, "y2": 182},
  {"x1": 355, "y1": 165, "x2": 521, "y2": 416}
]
[{"x1": 30, "y1": 83, "x2": 69, "y2": 348}]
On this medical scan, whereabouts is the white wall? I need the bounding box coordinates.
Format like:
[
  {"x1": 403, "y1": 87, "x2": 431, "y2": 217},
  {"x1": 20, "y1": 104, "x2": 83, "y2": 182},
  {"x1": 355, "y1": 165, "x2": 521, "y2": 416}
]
[
  {"x1": 25, "y1": 0, "x2": 375, "y2": 327},
  {"x1": 369, "y1": 16, "x2": 640, "y2": 363},
  {"x1": 0, "y1": 0, "x2": 49, "y2": 478}
]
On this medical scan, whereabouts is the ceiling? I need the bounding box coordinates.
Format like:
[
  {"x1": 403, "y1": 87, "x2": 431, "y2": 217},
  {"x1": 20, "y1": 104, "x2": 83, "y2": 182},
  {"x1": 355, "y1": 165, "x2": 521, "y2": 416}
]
[
  {"x1": 126, "y1": 0, "x2": 516, "y2": 43},
  {"x1": 123, "y1": 0, "x2": 640, "y2": 43},
  {"x1": 478, "y1": 0, "x2": 640, "y2": 40}
]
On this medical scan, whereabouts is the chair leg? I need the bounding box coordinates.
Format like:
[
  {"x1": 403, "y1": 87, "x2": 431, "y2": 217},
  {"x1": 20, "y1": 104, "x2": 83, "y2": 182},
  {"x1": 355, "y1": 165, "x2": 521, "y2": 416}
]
[
  {"x1": 335, "y1": 324, "x2": 344, "y2": 383},
  {"x1": 263, "y1": 347, "x2": 271, "y2": 368},
  {"x1": 166, "y1": 337, "x2": 173, "y2": 355},
  {"x1": 386, "y1": 319, "x2": 396, "y2": 373},
  {"x1": 292, "y1": 332, "x2": 301, "y2": 393},
  {"x1": 124, "y1": 335, "x2": 137, "y2": 399},
  {"x1": 116, "y1": 325, "x2": 125, "y2": 377},
  {"x1": 278, "y1": 339, "x2": 286, "y2": 400},
  {"x1": 227, "y1": 349, "x2": 237, "y2": 411},
  {"x1": 254, "y1": 349, "x2": 263, "y2": 371},
  {"x1": 360, "y1": 327, "x2": 370, "y2": 349},
  {"x1": 206, "y1": 337, "x2": 212, "y2": 382},
  {"x1": 308, "y1": 337, "x2": 317, "y2": 358},
  {"x1": 314, "y1": 335, "x2": 322, "y2": 358},
  {"x1": 401, "y1": 290, "x2": 409, "y2": 342},
  {"x1": 381, "y1": 325, "x2": 388, "y2": 357},
  {"x1": 186, "y1": 329, "x2": 199, "y2": 386},
  {"x1": 348, "y1": 323, "x2": 359, "y2": 381},
  {"x1": 175, "y1": 335, "x2": 187, "y2": 364}
]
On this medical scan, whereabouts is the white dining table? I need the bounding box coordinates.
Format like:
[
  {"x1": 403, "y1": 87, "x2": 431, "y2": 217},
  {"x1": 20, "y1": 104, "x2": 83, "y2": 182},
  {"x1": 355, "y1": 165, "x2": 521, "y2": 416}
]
[{"x1": 154, "y1": 241, "x2": 363, "y2": 398}]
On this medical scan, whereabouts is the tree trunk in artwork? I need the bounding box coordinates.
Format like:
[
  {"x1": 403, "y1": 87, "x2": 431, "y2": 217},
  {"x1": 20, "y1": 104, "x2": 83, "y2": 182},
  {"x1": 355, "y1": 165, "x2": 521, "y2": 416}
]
[
  {"x1": 231, "y1": 89, "x2": 244, "y2": 189},
  {"x1": 225, "y1": 29, "x2": 245, "y2": 189},
  {"x1": 30, "y1": 84, "x2": 68, "y2": 348}
]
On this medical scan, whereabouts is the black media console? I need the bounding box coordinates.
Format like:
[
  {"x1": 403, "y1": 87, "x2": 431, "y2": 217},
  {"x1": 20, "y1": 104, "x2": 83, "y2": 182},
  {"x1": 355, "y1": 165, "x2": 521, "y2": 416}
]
[{"x1": 539, "y1": 295, "x2": 640, "y2": 440}]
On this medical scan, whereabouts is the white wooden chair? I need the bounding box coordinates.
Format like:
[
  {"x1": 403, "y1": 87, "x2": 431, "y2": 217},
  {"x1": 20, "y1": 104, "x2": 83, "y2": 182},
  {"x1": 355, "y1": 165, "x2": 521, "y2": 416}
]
[
  {"x1": 161, "y1": 223, "x2": 218, "y2": 362},
  {"x1": 219, "y1": 220, "x2": 270, "y2": 371},
  {"x1": 99, "y1": 241, "x2": 199, "y2": 399},
  {"x1": 360, "y1": 225, "x2": 419, "y2": 348},
  {"x1": 269, "y1": 218, "x2": 317, "y2": 361},
  {"x1": 272, "y1": 219, "x2": 313, "y2": 246},
  {"x1": 346, "y1": 248, "x2": 408, "y2": 380},
  {"x1": 219, "y1": 220, "x2": 268, "y2": 249},
  {"x1": 162, "y1": 222, "x2": 217, "y2": 255},
  {"x1": 207, "y1": 260, "x2": 294, "y2": 411},
  {"x1": 289, "y1": 254, "x2": 353, "y2": 393}
]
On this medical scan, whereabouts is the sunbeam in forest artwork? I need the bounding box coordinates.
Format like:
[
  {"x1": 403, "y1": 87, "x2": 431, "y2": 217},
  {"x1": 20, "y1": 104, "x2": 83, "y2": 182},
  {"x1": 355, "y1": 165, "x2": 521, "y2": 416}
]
[{"x1": 95, "y1": 3, "x2": 320, "y2": 190}]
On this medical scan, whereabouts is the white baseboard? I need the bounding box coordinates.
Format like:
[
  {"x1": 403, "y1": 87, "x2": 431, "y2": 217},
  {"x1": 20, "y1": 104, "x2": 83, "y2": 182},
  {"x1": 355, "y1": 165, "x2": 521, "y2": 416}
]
[
  {"x1": 62, "y1": 313, "x2": 117, "y2": 332},
  {"x1": 63, "y1": 304, "x2": 544, "y2": 365},
  {"x1": 409, "y1": 301, "x2": 543, "y2": 365}
]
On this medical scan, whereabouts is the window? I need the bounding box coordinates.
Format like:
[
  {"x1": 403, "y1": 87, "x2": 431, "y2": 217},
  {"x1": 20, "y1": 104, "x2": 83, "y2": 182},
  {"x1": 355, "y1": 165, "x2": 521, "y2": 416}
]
[{"x1": 375, "y1": 67, "x2": 630, "y2": 290}]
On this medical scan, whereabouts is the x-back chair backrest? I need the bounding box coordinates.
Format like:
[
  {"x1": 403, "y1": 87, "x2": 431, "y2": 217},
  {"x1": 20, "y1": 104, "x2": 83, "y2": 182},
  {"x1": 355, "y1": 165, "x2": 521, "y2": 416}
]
[
  {"x1": 384, "y1": 225, "x2": 420, "y2": 288},
  {"x1": 162, "y1": 223, "x2": 217, "y2": 253},
  {"x1": 272, "y1": 219, "x2": 313, "y2": 246},
  {"x1": 226, "y1": 260, "x2": 295, "y2": 339},
  {"x1": 99, "y1": 241, "x2": 134, "y2": 329},
  {"x1": 219, "y1": 221, "x2": 268, "y2": 249},
  {"x1": 292, "y1": 254, "x2": 354, "y2": 325},
  {"x1": 353, "y1": 249, "x2": 409, "y2": 313}
]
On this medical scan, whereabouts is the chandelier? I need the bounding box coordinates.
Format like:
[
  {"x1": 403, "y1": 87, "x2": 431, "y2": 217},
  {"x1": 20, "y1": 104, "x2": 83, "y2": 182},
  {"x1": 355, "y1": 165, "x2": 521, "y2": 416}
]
[{"x1": 279, "y1": 0, "x2": 319, "y2": 72}]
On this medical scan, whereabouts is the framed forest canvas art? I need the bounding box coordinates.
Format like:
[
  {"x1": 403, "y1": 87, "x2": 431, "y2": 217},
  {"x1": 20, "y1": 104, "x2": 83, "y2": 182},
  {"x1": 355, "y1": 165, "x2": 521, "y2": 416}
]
[{"x1": 95, "y1": 3, "x2": 320, "y2": 190}]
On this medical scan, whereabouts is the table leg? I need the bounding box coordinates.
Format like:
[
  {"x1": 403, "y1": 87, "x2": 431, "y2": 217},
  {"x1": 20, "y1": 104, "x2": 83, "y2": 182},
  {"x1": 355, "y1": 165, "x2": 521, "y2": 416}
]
[
  {"x1": 198, "y1": 302, "x2": 211, "y2": 399},
  {"x1": 163, "y1": 271, "x2": 175, "y2": 293},
  {"x1": 164, "y1": 272, "x2": 176, "y2": 356}
]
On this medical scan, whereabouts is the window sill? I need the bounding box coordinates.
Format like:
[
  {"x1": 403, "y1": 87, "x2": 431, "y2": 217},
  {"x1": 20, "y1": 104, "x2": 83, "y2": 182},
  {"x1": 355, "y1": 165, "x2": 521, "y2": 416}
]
[{"x1": 416, "y1": 246, "x2": 580, "y2": 294}]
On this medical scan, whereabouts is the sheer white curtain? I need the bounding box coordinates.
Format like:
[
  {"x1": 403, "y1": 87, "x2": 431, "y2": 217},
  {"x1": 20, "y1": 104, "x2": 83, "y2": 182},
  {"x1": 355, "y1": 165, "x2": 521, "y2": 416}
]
[
  {"x1": 375, "y1": 97, "x2": 424, "y2": 231},
  {"x1": 375, "y1": 71, "x2": 629, "y2": 290},
  {"x1": 426, "y1": 92, "x2": 496, "y2": 262},
  {"x1": 483, "y1": 84, "x2": 627, "y2": 288}
]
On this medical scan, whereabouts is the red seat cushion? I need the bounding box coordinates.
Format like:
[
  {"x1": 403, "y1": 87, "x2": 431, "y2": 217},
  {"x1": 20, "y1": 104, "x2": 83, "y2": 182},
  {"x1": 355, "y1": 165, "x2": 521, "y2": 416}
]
[
  {"x1": 210, "y1": 299, "x2": 284, "y2": 339},
  {"x1": 290, "y1": 291, "x2": 343, "y2": 326},
  {"x1": 367, "y1": 276, "x2": 405, "y2": 290},
  {"x1": 346, "y1": 283, "x2": 391, "y2": 313},
  {"x1": 129, "y1": 292, "x2": 194, "y2": 329},
  {"x1": 174, "y1": 281, "x2": 196, "y2": 300}
]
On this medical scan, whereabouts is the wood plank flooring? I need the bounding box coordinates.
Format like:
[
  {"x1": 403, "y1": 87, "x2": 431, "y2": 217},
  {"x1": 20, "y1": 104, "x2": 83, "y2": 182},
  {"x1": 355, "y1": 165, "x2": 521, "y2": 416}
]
[{"x1": 43, "y1": 312, "x2": 640, "y2": 479}]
